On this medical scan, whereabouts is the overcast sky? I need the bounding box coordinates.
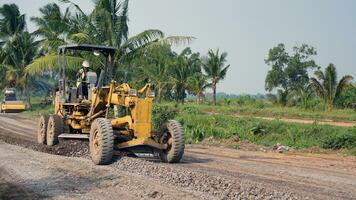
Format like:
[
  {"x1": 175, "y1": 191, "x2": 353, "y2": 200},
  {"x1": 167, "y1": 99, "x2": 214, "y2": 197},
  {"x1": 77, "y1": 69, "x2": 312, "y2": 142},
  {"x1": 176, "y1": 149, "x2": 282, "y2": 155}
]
[{"x1": 2, "y1": 0, "x2": 356, "y2": 94}]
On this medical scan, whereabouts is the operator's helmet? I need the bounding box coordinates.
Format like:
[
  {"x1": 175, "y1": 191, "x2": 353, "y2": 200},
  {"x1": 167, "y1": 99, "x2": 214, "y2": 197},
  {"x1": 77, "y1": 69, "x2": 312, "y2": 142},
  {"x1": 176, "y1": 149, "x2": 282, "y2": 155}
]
[{"x1": 82, "y1": 60, "x2": 90, "y2": 68}]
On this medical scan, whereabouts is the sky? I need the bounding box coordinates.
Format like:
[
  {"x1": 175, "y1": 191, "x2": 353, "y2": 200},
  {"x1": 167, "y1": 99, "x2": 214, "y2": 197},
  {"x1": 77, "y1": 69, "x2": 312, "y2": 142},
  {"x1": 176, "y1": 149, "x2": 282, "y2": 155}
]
[{"x1": 2, "y1": 0, "x2": 356, "y2": 94}]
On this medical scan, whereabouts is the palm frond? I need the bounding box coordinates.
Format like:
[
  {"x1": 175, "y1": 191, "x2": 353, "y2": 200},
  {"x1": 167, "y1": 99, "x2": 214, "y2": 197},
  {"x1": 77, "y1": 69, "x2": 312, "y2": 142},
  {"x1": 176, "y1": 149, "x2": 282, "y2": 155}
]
[
  {"x1": 69, "y1": 32, "x2": 91, "y2": 44},
  {"x1": 58, "y1": 0, "x2": 86, "y2": 16},
  {"x1": 310, "y1": 77, "x2": 325, "y2": 100},
  {"x1": 123, "y1": 29, "x2": 164, "y2": 51},
  {"x1": 335, "y1": 75, "x2": 353, "y2": 99},
  {"x1": 218, "y1": 65, "x2": 230, "y2": 80},
  {"x1": 157, "y1": 36, "x2": 195, "y2": 47},
  {"x1": 26, "y1": 54, "x2": 84, "y2": 75}
]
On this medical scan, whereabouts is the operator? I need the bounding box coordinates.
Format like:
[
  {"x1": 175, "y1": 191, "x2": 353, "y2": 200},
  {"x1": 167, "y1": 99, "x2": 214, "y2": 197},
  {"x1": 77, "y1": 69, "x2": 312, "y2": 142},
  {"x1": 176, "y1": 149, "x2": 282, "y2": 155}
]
[{"x1": 76, "y1": 60, "x2": 90, "y2": 101}]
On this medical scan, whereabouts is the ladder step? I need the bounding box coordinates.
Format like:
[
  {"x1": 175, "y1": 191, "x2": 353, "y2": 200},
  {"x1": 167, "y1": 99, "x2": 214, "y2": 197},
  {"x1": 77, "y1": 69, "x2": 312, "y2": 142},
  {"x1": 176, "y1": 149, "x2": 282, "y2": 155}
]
[{"x1": 58, "y1": 134, "x2": 89, "y2": 139}]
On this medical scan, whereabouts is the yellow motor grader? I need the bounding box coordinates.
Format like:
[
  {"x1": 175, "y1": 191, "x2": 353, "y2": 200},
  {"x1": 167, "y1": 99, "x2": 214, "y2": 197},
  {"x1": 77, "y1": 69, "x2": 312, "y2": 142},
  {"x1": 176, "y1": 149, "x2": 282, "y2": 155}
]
[{"x1": 37, "y1": 44, "x2": 185, "y2": 165}]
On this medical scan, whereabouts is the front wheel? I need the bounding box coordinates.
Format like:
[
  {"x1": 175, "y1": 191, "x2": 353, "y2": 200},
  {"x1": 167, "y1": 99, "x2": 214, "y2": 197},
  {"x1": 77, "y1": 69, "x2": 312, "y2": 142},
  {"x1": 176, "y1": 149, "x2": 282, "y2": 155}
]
[
  {"x1": 46, "y1": 115, "x2": 63, "y2": 146},
  {"x1": 89, "y1": 118, "x2": 114, "y2": 165},
  {"x1": 37, "y1": 114, "x2": 49, "y2": 144},
  {"x1": 159, "y1": 120, "x2": 185, "y2": 163}
]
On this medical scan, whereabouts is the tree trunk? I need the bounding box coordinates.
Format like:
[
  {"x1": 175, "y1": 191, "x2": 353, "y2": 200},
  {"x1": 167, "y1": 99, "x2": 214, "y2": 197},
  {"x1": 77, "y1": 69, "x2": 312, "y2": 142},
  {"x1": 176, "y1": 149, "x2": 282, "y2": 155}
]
[
  {"x1": 157, "y1": 83, "x2": 162, "y2": 103},
  {"x1": 26, "y1": 88, "x2": 31, "y2": 110},
  {"x1": 213, "y1": 83, "x2": 217, "y2": 106}
]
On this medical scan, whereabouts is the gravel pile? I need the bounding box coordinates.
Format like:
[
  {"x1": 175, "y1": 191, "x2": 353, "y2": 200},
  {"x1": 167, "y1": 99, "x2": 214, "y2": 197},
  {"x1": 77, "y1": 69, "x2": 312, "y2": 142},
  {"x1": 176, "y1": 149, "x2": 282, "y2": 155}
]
[
  {"x1": 0, "y1": 134, "x2": 89, "y2": 158},
  {"x1": 112, "y1": 157, "x2": 299, "y2": 200}
]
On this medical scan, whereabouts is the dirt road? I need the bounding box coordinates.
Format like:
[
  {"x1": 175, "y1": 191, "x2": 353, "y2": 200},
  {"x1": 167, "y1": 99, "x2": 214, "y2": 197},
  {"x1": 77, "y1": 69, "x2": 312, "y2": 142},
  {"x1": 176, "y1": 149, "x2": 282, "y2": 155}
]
[{"x1": 0, "y1": 114, "x2": 356, "y2": 200}]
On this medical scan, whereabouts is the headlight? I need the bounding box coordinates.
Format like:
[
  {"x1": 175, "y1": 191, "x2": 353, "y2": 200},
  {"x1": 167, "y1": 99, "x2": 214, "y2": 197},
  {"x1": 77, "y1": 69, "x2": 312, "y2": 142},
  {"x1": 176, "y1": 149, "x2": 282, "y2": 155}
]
[{"x1": 129, "y1": 89, "x2": 137, "y2": 97}]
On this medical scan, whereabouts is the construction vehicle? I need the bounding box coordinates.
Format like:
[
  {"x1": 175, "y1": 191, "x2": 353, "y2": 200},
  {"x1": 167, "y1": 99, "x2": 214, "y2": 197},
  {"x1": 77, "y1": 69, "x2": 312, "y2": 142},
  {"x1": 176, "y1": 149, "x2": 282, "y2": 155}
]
[
  {"x1": 0, "y1": 88, "x2": 26, "y2": 113},
  {"x1": 37, "y1": 44, "x2": 185, "y2": 165}
]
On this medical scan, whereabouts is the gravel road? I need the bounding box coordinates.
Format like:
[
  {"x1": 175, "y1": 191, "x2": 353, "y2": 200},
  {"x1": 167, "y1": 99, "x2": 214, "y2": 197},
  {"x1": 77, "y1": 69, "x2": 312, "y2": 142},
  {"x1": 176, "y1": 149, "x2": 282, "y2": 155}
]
[{"x1": 0, "y1": 114, "x2": 356, "y2": 200}]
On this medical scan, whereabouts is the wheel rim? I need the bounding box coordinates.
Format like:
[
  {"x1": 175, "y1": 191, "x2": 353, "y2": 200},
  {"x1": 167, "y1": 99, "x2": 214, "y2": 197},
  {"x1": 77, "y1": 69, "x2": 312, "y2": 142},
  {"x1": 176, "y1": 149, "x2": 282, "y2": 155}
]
[
  {"x1": 92, "y1": 130, "x2": 100, "y2": 155},
  {"x1": 39, "y1": 120, "x2": 46, "y2": 139},
  {"x1": 162, "y1": 131, "x2": 172, "y2": 153},
  {"x1": 48, "y1": 121, "x2": 54, "y2": 139}
]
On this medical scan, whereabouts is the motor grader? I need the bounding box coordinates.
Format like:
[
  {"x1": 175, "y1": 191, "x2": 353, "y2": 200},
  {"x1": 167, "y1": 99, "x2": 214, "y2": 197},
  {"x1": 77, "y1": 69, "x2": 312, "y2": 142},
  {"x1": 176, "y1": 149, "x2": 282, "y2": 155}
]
[{"x1": 37, "y1": 44, "x2": 185, "y2": 165}]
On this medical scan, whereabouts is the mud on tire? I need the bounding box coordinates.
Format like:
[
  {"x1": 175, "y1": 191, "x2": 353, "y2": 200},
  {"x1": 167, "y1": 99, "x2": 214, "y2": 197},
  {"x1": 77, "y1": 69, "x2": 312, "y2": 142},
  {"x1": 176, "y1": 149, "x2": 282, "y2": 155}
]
[
  {"x1": 159, "y1": 120, "x2": 185, "y2": 163},
  {"x1": 89, "y1": 118, "x2": 114, "y2": 165},
  {"x1": 37, "y1": 114, "x2": 49, "y2": 144},
  {"x1": 46, "y1": 115, "x2": 63, "y2": 146}
]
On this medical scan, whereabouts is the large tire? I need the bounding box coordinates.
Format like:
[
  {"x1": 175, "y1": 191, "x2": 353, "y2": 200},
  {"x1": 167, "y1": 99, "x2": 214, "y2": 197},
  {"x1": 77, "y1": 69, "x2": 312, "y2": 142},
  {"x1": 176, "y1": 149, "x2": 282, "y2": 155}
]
[
  {"x1": 159, "y1": 120, "x2": 185, "y2": 163},
  {"x1": 37, "y1": 114, "x2": 49, "y2": 144},
  {"x1": 46, "y1": 115, "x2": 63, "y2": 146},
  {"x1": 89, "y1": 118, "x2": 114, "y2": 165}
]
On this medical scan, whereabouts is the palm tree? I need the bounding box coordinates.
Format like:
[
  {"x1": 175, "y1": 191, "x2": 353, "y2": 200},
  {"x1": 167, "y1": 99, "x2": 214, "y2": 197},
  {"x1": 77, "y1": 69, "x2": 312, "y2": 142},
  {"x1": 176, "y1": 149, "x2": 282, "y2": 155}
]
[
  {"x1": 310, "y1": 63, "x2": 353, "y2": 110},
  {"x1": 138, "y1": 44, "x2": 175, "y2": 103},
  {"x1": 27, "y1": 0, "x2": 193, "y2": 80},
  {"x1": 0, "y1": 4, "x2": 25, "y2": 43},
  {"x1": 0, "y1": 4, "x2": 37, "y2": 84},
  {"x1": 171, "y1": 48, "x2": 201, "y2": 103},
  {"x1": 31, "y1": 3, "x2": 70, "y2": 51},
  {"x1": 202, "y1": 49, "x2": 230, "y2": 105},
  {"x1": 187, "y1": 73, "x2": 209, "y2": 104},
  {"x1": 0, "y1": 4, "x2": 45, "y2": 107}
]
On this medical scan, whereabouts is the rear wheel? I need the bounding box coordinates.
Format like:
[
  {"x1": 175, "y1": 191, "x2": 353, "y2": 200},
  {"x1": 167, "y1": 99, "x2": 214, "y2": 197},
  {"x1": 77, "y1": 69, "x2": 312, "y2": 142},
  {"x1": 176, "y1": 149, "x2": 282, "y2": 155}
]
[
  {"x1": 46, "y1": 115, "x2": 63, "y2": 146},
  {"x1": 89, "y1": 118, "x2": 114, "y2": 165},
  {"x1": 37, "y1": 114, "x2": 49, "y2": 144},
  {"x1": 159, "y1": 120, "x2": 185, "y2": 163}
]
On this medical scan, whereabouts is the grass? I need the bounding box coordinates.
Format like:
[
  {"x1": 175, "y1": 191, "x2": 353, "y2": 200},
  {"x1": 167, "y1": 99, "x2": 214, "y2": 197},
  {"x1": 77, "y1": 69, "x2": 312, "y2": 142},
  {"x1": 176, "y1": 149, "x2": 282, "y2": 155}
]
[
  {"x1": 162, "y1": 99, "x2": 356, "y2": 122},
  {"x1": 175, "y1": 110, "x2": 356, "y2": 154},
  {"x1": 153, "y1": 104, "x2": 356, "y2": 154},
  {"x1": 21, "y1": 97, "x2": 53, "y2": 118}
]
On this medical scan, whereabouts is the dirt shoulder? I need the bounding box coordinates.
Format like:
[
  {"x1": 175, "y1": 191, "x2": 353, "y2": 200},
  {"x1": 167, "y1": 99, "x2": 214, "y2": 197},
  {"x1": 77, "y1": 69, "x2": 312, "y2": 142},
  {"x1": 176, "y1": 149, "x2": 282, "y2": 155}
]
[
  {"x1": 207, "y1": 112, "x2": 356, "y2": 128},
  {"x1": 1, "y1": 114, "x2": 356, "y2": 199}
]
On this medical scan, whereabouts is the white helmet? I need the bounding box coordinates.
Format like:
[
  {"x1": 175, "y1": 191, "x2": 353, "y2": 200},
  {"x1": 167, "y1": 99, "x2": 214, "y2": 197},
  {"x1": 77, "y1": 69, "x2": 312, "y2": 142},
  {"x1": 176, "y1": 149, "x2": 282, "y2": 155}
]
[{"x1": 82, "y1": 60, "x2": 90, "y2": 68}]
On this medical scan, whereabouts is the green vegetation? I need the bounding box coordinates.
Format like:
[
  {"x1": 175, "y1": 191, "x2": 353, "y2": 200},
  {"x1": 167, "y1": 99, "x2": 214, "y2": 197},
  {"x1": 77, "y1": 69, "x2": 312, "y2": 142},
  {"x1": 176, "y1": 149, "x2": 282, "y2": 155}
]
[
  {"x1": 151, "y1": 104, "x2": 356, "y2": 154},
  {"x1": 173, "y1": 99, "x2": 356, "y2": 122},
  {"x1": 310, "y1": 64, "x2": 354, "y2": 110}
]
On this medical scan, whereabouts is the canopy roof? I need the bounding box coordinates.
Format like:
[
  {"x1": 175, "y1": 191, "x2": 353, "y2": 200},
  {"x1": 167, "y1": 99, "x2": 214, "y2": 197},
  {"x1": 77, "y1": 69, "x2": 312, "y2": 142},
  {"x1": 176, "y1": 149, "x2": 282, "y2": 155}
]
[{"x1": 58, "y1": 44, "x2": 116, "y2": 55}]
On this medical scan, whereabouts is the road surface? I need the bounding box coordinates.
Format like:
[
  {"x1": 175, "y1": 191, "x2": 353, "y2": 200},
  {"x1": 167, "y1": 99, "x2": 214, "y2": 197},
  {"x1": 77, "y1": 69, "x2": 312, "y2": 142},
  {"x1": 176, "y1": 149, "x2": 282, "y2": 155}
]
[{"x1": 0, "y1": 114, "x2": 355, "y2": 200}]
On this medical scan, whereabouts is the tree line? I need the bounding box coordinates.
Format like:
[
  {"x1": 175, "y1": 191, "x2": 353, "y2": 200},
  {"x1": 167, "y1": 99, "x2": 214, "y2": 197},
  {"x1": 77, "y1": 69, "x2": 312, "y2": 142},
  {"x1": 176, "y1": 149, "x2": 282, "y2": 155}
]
[
  {"x1": 0, "y1": 0, "x2": 230, "y2": 105},
  {"x1": 265, "y1": 43, "x2": 355, "y2": 110}
]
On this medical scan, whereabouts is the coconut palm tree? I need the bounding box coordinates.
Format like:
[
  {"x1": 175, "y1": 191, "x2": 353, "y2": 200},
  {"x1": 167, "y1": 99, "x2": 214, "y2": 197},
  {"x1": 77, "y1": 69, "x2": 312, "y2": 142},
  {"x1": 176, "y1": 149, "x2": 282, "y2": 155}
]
[
  {"x1": 187, "y1": 73, "x2": 209, "y2": 104},
  {"x1": 0, "y1": 4, "x2": 25, "y2": 43},
  {"x1": 137, "y1": 44, "x2": 175, "y2": 102},
  {"x1": 202, "y1": 49, "x2": 230, "y2": 105},
  {"x1": 0, "y1": 4, "x2": 38, "y2": 85},
  {"x1": 310, "y1": 63, "x2": 353, "y2": 110},
  {"x1": 31, "y1": 3, "x2": 70, "y2": 51},
  {"x1": 170, "y1": 48, "x2": 201, "y2": 103},
  {"x1": 26, "y1": 0, "x2": 193, "y2": 79},
  {"x1": 0, "y1": 4, "x2": 46, "y2": 106}
]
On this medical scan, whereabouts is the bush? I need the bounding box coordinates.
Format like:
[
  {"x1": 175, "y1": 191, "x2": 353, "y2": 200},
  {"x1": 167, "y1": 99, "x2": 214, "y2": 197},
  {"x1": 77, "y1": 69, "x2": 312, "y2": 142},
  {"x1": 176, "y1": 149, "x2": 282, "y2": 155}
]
[
  {"x1": 152, "y1": 104, "x2": 178, "y2": 131},
  {"x1": 181, "y1": 105, "x2": 201, "y2": 115},
  {"x1": 322, "y1": 132, "x2": 356, "y2": 149}
]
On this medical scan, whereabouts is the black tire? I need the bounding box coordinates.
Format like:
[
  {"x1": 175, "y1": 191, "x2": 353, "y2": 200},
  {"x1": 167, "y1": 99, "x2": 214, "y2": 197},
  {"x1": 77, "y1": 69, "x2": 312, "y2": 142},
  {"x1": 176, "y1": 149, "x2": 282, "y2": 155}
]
[
  {"x1": 159, "y1": 120, "x2": 185, "y2": 163},
  {"x1": 89, "y1": 118, "x2": 114, "y2": 165},
  {"x1": 37, "y1": 114, "x2": 49, "y2": 144},
  {"x1": 46, "y1": 115, "x2": 63, "y2": 146}
]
